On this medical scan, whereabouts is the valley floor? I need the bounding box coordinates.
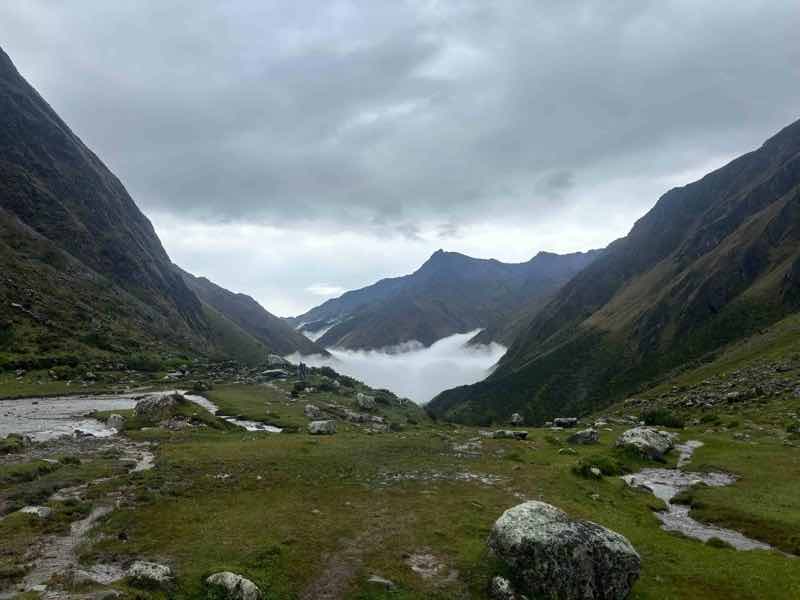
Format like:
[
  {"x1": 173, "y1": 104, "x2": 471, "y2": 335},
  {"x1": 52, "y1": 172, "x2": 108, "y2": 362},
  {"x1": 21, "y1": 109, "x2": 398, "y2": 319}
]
[{"x1": 0, "y1": 374, "x2": 799, "y2": 599}]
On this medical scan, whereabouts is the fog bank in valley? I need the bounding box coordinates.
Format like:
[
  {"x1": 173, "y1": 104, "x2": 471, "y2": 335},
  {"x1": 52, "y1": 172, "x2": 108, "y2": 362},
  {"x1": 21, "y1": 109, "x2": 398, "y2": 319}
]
[{"x1": 287, "y1": 331, "x2": 506, "y2": 404}]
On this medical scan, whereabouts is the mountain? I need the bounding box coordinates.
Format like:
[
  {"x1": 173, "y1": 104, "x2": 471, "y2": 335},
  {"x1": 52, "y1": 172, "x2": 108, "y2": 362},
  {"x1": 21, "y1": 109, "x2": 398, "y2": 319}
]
[
  {"x1": 0, "y1": 45, "x2": 311, "y2": 366},
  {"x1": 178, "y1": 267, "x2": 327, "y2": 356},
  {"x1": 429, "y1": 118, "x2": 800, "y2": 425},
  {"x1": 290, "y1": 249, "x2": 599, "y2": 350}
]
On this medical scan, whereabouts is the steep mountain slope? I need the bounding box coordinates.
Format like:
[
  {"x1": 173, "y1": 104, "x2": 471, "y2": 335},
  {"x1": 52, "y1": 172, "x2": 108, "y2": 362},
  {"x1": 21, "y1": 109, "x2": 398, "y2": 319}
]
[
  {"x1": 290, "y1": 249, "x2": 599, "y2": 350},
  {"x1": 0, "y1": 45, "x2": 310, "y2": 366},
  {"x1": 178, "y1": 268, "x2": 327, "y2": 356},
  {"x1": 429, "y1": 118, "x2": 800, "y2": 424}
]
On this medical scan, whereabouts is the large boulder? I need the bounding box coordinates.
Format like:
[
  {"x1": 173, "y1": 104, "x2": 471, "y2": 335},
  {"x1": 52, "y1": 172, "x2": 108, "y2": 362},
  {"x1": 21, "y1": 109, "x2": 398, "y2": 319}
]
[
  {"x1": 510, "y1": 413, "x2": 524, "y2": 426},
  {"x1": 488, "y1": 501, "x2": 640, "y2": 600},
  {"x1": 616, "y1": 426, "x2": 676, "y2": 460},
  {"x1": 206, "y1": 571, "x2": 262, "y2": 600},
  {"x1": 107, "y1": 413, "x2": 126, "y2": 431},
  {"x1": 134, "y1": 393, "x2": 183, "y2": 423},
  {"x1": 308, "y1": 420, "x2": 336, "y2": 435},
  {"x1": 553, "y1": 417, "x2": 579, "y2": 428},
  {"x1": 127, "y1": 561, "x2": 173, "y2": 588},
  {"x1": 567, "y1": 428, "x2": 599, "y2": 445},
  {"x1": 304, "y1": 404, "x2": 322, "y2": 419}
]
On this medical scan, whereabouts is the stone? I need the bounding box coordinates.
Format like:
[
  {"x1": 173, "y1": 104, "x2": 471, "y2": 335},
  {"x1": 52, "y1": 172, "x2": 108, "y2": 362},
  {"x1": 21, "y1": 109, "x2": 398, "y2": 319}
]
[
  {"x1": 304, "y1": 404, "x2": 322, "y2": 419},
  {"x1": 20, "y1": 505, "x2": 52, "y2": 519},
  {"x1": 616, "y1": 426, "x2": 676, "y2": 460},
  {"x1": 356, "y1": 392, "x2": 376, "y2": 410},
  {"x1": 367, "y1": 575, "x2": 396, "y2": 589},
  {"x1": 489, "y1": 575, "x2": 521, "y2": 600},
  {"x1": 206, "y1": 571, "x2": 263, "y2": 600},
  {"x1": 134, "y1": 393, "x2": 183, "y2": 422},
  {"x1": 308, "y1": 420, "x2": 337, "y2": 435},
  {"x1": 127, "y1": 561, "x2": 173, "y2": 588},
  {"x1": 510, "y1": 413, "x2": 524, "y2": 426},
  {"x1": 107, "y1": 414, "x2": 125, "y2": 431},
  {"x1": 553, "y1": 417, "x2": 579, "y2": 428},
  {"x1": 567, "y1": 428, "x2": 599, "y2": 445},
  {"x1": 488, "y1": 501, "x2": 640, "y2": 600},
  {"x1": 558, "y1": 447, "x2": 577, "y2": 455}
]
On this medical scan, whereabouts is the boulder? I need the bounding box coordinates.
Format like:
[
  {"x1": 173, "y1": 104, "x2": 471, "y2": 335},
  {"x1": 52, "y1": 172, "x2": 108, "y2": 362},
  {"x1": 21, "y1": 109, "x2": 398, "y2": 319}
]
[
  {"x1": 488, "y1": 501, "x2": 640, "y2": 600},
  {"x1": 206, "y1": 571, "x2": 262, "y2": 600},
  {"x1": 616, "y1": 426, "x2": 676, "y2": 460},
  {"x1": 134, "y1": 393, "x2": 183, "y2": 422},
  {"x1": 107, "y1": 414, "x2": 125, "y2": 431},
  {"x1": 308, "y1": 420, "x2": 337, "y2": 435},
  {"x1": 304, "y1": 404, "x2": 322, "y2": 419},
  {"x1": 492, "y1": 430, "x2": 528, "y2": 440},
  {"x1": 510, "y1": 413, "x2": 524, "y2": 426},
  {"x1": 356, "y1": 392, "x2": 376, "y2": 410},
  {"x1": 553, "y1": 417, "x2": 579, "y2": 428},
  {"x1": 567, "y1": 428, "x2": 599, "y2": 445},
  {"x1": 127, "y1": 561, "x2": 173, "y2": 588}
]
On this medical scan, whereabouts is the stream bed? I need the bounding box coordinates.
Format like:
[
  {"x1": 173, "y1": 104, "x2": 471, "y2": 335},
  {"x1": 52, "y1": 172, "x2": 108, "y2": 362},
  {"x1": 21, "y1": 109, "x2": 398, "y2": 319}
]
[{"x1": 622, "y1": 440, "x2": 771, "y2": 551}]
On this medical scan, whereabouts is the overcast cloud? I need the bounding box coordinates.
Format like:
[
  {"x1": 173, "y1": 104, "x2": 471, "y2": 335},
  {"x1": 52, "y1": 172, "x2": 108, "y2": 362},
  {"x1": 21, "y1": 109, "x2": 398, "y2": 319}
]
[{"x1": 1, "y1": 1, "x2": 799, "y2": 315}]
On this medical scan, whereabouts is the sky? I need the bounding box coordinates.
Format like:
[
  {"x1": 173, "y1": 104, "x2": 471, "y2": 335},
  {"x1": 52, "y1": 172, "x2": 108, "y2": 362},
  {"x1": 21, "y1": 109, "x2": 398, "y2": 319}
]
[{"x1": 1, "y1": 1, "x2": 799, "y2": 316}]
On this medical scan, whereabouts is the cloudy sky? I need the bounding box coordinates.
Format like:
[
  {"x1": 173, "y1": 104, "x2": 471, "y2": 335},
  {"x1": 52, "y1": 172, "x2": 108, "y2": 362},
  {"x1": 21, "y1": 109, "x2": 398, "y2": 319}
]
[{"x1": 1, "y1": 1, "x2": 798, "y2": 316}]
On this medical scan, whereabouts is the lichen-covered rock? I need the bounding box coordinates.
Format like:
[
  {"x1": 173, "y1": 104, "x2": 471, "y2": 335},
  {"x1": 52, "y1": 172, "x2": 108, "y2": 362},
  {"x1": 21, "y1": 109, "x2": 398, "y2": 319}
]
[
  {"x1": 307, "y1": 420, "x2": 336, "y2": 435},
  {"x1": 567, "y1": 428, "x2": 599, "y2": 445},
  {"x1": 206, "y1": 571, "x2": 262, "y2": 600},
  {"x1": 616, "y1": 426, "x2": 676, "y2": 460},
  {"x1": 488, "y1": 501, "x2": 640, "y2": 600},
  {"x1": 134, "y1": 393, "x2": 183, "y2": 423},
  {"x1": 127, "y1": 561, "x2": 173, "y2": 588},
  {"x1": 107, "y1": 413, "x2": 125, "y2": 431},
  {"x1": 489, "y1": 575, "x2": 521, "y2": 600}
]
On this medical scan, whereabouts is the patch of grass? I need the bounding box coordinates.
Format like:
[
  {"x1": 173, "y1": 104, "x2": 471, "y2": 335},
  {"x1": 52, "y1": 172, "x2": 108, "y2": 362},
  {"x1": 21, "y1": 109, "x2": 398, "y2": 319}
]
[{"x1": 572, "y1": 454, "x2": 626, "y2": 478}]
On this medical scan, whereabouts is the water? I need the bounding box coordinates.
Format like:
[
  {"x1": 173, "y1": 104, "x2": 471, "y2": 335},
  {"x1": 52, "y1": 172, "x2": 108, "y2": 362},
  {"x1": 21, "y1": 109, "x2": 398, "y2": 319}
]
[
  {"x1": 0, "y1": 391, "x2": 281, "y2": 440},
  {"x1": 622, "y1": 440, "x2": 772, "y2": 551}
]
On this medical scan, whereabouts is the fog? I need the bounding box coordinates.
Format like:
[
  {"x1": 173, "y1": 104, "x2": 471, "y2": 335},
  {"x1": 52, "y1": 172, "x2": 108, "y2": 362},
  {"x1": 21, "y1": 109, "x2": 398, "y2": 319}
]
[{"x1": 287, "y1": 330, "x2": 506, "y2": 404}]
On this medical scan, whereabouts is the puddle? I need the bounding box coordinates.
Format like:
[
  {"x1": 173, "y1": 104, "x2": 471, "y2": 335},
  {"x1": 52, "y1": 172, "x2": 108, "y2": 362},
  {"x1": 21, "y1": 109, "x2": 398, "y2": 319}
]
[{"x1": 623, "y1": 440, "x2": 772, "y2": 551}]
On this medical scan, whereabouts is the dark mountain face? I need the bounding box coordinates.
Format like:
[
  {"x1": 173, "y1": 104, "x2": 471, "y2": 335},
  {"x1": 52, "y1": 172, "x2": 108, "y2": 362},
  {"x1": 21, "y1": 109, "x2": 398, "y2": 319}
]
[
  {"x1": 429, "y1": 118, "x2": 800, "y2": 425},
  {"x1": 178, "y1": 268, "x2": 327, "y2": 357},
  {"x1": 0, "y1": 46, "x2": 313, "y2": 364},
  {"x1": 290, "y1": 249, "x2": 599, "y2": 350}
]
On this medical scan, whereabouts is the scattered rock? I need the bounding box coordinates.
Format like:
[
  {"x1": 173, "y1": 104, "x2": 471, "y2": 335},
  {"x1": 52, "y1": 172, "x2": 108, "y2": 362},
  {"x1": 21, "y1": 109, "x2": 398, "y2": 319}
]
[
  {"x1": 308, "y1": 420, "x2": 337, "y2": 435},
  {"x1": 489, "y1": 575, "x2": 521, "y2": 600},
  {"x1": 356, "y1": 392, "x2": 376, "y2": 410},
  {"x1": 510, "y1": 413, "x2": 524, "y2": 426},
  {"x1": 616, "y1": 427, "x2": 676, "y2": 460},
  {"x1": 567, "y1": 428, "x2": 599, "y2": 445},
  {"x1": 488, "y1": 501, "x2": 640, "y2": 600},
  {"x1": 553, "y1": 417, "x2": 579, "y2": 428},
  {"x1": 367, "y1": 575, "x2": 395, "y2": 590},
  {"x1": 20, "y1": 505, "x2": 52, "y2": 519},
  {"x1": 492, "y1": 430, "x2": 528, "y2": 440},
  {"x1": 127, "y1": 560, "x2": 174, "y2": 588},
  {"x1": 206, "y1": 571, "x2": 263, "y2": 600},
  {"x1": 558, "y1": 447, "x2": 577, "y2": 455},
  {"x1": 304, "y1": 404, "x2": 322, "y2": 419}
]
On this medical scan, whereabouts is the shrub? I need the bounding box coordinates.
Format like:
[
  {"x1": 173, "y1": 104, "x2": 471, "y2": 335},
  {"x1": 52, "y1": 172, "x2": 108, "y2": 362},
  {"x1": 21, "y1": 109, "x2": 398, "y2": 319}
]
[
  {"x1": 572, "y1": 454, "x2": 625, "y2": 478},
  {"x1": 700, "y1": 413, "x2": 722, "y2": 425},
  {"x1": 126, "y1": 353, "x2": 164, "y2": 372},
  {"x1": 642, "y1": 408, "x2": 684, "y2": 429}
]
